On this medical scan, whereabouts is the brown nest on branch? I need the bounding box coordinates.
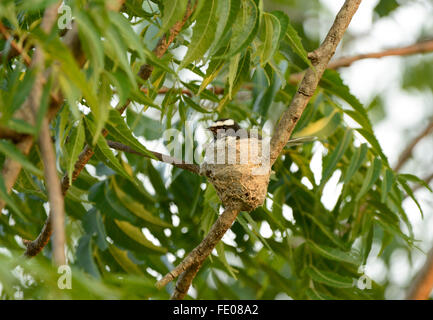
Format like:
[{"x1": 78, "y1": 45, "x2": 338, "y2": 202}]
[{"x1": 200, "y1": 137, "x2": 271, "y2": 211}]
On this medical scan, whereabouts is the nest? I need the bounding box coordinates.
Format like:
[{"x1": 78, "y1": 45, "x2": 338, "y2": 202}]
[{"x1": 200, "y1": 137, "x2": 271, "y2": 211}]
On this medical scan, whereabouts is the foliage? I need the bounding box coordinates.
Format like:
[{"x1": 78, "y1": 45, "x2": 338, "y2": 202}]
[{"x1": 0, "y1": 0, "x2": 426, "y2": 300}]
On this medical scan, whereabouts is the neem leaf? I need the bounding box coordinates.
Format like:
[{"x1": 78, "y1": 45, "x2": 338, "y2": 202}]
[
  {"x1": 156, "y1": 0, "x2": 188, "y2": 39},
  {"x1": 356, "y1": 157, "x2": 382, "y2": 202},
  {"x1": 67, "y1": 119, "x2": 86, "y2": 185},
  {"x1": 0, "y1": 140, "x2": 42, "y2": 177},
  {"x1": 179, "y1": 0, "x2": 218, "y2": 69},
  {"x1": 260, "y1": 12, "x2": 281, "y2": 66},
  {"x1": 114, "y1": 220, "x2": 167, "y2": 253},
  {"x1": 222, "y1": 0, "x2": 258, "y2": 58}
]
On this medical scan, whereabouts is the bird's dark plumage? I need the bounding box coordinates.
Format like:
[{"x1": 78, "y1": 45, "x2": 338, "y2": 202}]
[{"x1": 207, "y1": 119, "x2": 261, "y2": 140}]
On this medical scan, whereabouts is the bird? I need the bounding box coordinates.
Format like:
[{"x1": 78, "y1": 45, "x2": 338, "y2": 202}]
[
  {"x1": 207, "y1": 118, "x2": 316, "y2": 145},
  {"x1": 207, "y1": 119, "x2": 261, "y2": 141}
]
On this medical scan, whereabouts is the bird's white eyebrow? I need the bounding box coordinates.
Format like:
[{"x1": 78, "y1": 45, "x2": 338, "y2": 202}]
[
  {"x1": 210, "y1": 121, "x2": 224, "y2": 127},
  {"x1": 222, "y1": 119, "x2": 234, "y2": 126}
]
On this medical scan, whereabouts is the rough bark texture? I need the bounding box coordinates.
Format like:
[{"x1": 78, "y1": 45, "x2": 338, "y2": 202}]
[{"x1": 156, "y1": 204, "x2": 242, "y2": 290}]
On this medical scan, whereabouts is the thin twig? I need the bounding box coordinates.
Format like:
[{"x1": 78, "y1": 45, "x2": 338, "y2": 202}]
[
  {"x1": 107, "y1": 140, "x2": 200, "y2": 175},
  {"x1": 394, "y1": 120, "x2": 433, "y2": 172},
  {"x1": 0, "y1": 22, "x2": 31, "y2": 65},
  {"x1": 328, "y1": 39, "x2": 433, "y2": 69}
]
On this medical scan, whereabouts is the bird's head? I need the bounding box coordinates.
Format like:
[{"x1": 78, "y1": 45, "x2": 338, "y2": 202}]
[{"x1": 207, "y1": 119, "x2": 242, "y2": 140}]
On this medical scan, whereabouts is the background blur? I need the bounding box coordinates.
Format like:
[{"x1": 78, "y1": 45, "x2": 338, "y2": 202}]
[{"x1": 265, "y1": 0, "x2": 433, "y2": 299}]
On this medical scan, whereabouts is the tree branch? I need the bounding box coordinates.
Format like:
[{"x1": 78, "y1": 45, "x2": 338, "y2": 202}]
[
  {"x1": 394, "y1": 119, "x2": 433, "y2": 172},
  {"x1": 156, "y1": 204, "x2": 242, "y2": 292},
  {"x1": 328, "y1": 39, "x2": 433, "y2": 69},
  {"x1": 171, "y1": 261, "x2": 203, "y2": 300},
  {"x1": 38, "y1": 118, "x2": 66, "y2": 265}
]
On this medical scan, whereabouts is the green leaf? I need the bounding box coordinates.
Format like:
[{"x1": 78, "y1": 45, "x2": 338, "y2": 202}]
[
  {"x1": 126, "y1": 109, "x2": 163, "y2": 140},
  {"x1": 216, "y1": 242, "x2": 238, "y2": 279},
  {"x1": 321, "y1": 129, "x2": 352, "y2": 186},
  {"x1": 209, "y1": 0, "x2": 241, "y2": 55},
  {"x1": 217, "y1": 50, "x2": 251, "y2": 111},
  {"x1": 84, "y1": 116, "x2": 131, "y2": 180},
  {"x1": 107, "y1": 70, "x2": 130, "y2": 107},
  {"x1": 104, "y1": 26, "x2": 136, "y2": 87},
  {"x1": 321, "y1": 71, "x2": 389, "y2": 165},
  {"x1": 223, "y1": 0, "x2": 259, "y2": 58},
  {"x1": 228, "y1": 53, "x2": 241, "y2": 98},
  {"x1": 344, "y1": 143, "x2": 368, "y2": 184},
  {"x1": 34, "y1": 29, "x2": 100, "y2": 124},
  {"x1": 398, "y1": 173, "x2": 432, "y2": 193},
  {"x1": 307, "y1": 241, "x2": 361, "y2": 265},
  {"x1": 9, "y1": 69, "x2": 36, "y2": 117},
  {"x1": 270, "y1": 11, "x2": 289, "y2": 44},
  {"x1": 179, "y1": 0, "x2": 218, "y2": 69},
  {"x1": 284, "y1": 15, "x2": 311, "y2": 67},
  {"x1": 199, "y1": 45, "x2": 229, "y2": 93},
  {"x1": 111, "y1": 179, "x2": 171, "y2": 228},
  {"x1": 356, "y1": 157, "x2": 382, "y2": 202},
  {"x1": 82, "y1": 208, "x2": 108, "y2": 251},
  {"x1": 114, "y1": 220, "x2": 167, "y2": 253},
  {"x1": 374, "y1": 0, "x2": 399, "y2": 17},
  {"x1": 292, "y1": 111, "x2": 340, "y2": 139},
  {"x1": 306, "y1": 288, "x2": 335, "y2": 300},
  {"x1": 307, "y1": 266, "x2": 354, "y2": 288},
  {"x1": 156, "y1": 0, "x2": 188, "y2": 39},
  {"x1": 381, "y1": 168, "x2": 395, "y2": 203},
  {"x1": 75, "y1": 11, "x2": 104, "y2": 74},
  {"x1": 108, "y1": 245, "x2": 144, "y2": 275},
  {"x1": 108, "y1": 11, "x2": 146, "y2": 60},
  {"x1": 260, "y1": 13, "x2": 281, "y2": 66},
  {"x1": 397, "y1": 176, "x2": 424, "y2": 217},
  {"x1": 0, "y1": 140, "x2": 42, "y2": 177},
  {"x1": 183, "y1": 96, "x2": 211, "y2": 113},
  {"x1": 106, "y1": 109, "x2": 157, "y2": 160},
  {"x1": 67, "y1": 120, "x2": 86, "y2": 185},
  {"x1": 0, "y1": 175, "x2": 25, "y2": 218},
  {"x1": 240, "y1": 212, "x2": 274, "y2": 253},
  {"x1": 76, "y1": 234, "x2": 100, "y2": 278}
]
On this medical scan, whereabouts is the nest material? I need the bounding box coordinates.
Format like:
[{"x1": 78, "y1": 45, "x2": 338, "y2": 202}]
[{"x1": 200, "y1": 137, "x2": 271, "y2": 211}]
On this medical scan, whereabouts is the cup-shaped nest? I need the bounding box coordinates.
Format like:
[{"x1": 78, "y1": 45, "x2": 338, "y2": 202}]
[{"x1": 200, "y1": 136, "x2": 271, "y2": 211}]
